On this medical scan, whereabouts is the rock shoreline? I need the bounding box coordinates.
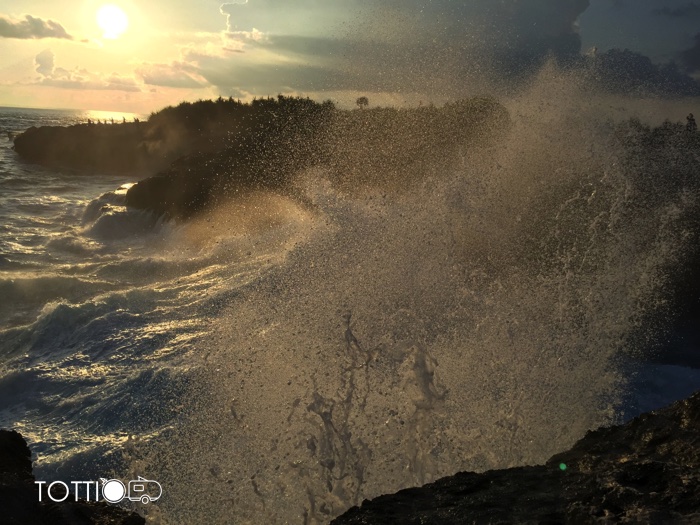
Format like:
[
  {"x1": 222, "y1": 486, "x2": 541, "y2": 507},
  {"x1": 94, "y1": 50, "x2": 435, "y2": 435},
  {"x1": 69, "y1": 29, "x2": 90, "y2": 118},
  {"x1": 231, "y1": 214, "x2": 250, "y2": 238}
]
[
  {"x1": 3, "y1": 391, "x2": 698, "y2": 523},
  {"x1": 332, "y1": 390, "x2": 700, "y2": 524}
]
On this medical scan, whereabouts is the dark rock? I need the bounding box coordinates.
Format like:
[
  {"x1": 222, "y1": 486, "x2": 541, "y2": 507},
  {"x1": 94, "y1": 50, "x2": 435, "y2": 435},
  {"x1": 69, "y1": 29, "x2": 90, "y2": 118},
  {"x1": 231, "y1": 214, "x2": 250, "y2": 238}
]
[
  {"x1": 125, "y1": 97, "x2": 336, "y2": 218},
  {"x1": 0, "y1": 429, "x2": 144, "y2": 525},
  {"x1": 0, "y1": 427, "x2": 33, "y2": 482},
  {"x1": 11, "y1": 96, "x2": 510, "y2": 219},
  {"x1": 332, "y1": 391, "x2": 700, "y2": 524},
  {"x1": 12, "y1": 123, "x2": 164, "y2": 174},
  {"x1": 124, "y1": 96, "x2": 509, "y2": 219}
]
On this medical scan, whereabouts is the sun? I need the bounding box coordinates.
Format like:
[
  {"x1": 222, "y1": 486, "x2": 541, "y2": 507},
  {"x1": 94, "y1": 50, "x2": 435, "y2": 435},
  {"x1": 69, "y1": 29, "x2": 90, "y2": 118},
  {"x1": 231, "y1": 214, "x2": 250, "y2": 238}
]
[{"x1": 97, "y1": 4, "x2": 129, "y2": 39}]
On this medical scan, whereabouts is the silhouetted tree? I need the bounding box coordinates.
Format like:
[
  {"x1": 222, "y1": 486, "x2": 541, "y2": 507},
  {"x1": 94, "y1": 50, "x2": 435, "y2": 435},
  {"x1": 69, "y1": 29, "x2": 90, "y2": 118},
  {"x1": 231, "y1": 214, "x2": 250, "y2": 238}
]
[{"x1": 356, "y1": 96, "x2": 369, "y2": 109}]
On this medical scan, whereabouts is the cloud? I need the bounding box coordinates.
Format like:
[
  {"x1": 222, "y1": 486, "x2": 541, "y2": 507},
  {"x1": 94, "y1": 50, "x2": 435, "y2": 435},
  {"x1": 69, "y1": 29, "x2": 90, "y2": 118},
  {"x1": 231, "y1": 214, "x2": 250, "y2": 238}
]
[
  {"x1": 0, "y1": 14, "x2": 73, "y2": 40},
  {"x1": 182, "y1": 45, "x2": 356, "y2": 94},
  {"x1": 102, "y1": 74, "x2": 141, "y2": 92},
  {"x1": 136, "y1": 62, "x2": 208, "y2": 88},
  {"x1": 653, "y1": 2, "x2": 700, "y2": 18},
  {"x1": 220, "y1": 1, "x2": 249, "y2": 32},
  {"x1": 208, "y1": 0, "x2": 593, "y2": 93},
  {"x1": 33, "y1": 51, "x2": 141, "y2": 92},
  {"x1": 226, "y1": 27, "x2": 266, "y2": 44},
  {"x1": 34, "y1": 49, "x2": 54, "y2": 76},
  {"x1": 680, "y1": 33, "x2": 700, "y2": 73},
  {"x1": 126, "y1": 0, "x2": 699, "y2": 100},
  {"x1": 38, "y1": 70, "x2": 141, "y2": 92},
  {"x1": 590, "y1": 48, "x2": 700, "y2": 96}
]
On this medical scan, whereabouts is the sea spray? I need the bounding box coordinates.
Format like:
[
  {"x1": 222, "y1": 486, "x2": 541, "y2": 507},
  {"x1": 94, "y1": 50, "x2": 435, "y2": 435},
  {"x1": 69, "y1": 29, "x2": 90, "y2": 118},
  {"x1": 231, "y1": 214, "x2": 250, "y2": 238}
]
[{"x1": 141, "y1": 71, "x2": 700, "y2": 524}]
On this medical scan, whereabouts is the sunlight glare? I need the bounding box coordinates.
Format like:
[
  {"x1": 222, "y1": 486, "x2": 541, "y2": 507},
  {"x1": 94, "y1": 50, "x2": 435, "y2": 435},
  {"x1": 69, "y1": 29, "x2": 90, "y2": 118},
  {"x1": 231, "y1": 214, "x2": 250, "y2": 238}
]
[{"x1": 97, "y1": 4, "x2": 129, "y2": 39}]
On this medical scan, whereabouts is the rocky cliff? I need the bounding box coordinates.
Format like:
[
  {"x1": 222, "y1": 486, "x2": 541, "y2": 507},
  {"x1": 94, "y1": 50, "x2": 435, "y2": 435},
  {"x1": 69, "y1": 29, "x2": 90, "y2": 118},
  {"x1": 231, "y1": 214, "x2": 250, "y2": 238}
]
[{"x1": 332, "y1": 390, "x2": 700, "y2": 524}]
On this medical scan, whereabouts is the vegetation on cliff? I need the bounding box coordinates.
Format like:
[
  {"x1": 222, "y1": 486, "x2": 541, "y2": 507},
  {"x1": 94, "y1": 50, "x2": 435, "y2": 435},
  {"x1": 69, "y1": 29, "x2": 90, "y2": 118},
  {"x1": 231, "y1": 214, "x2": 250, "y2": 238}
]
[
  {"x1": 122, "y1": 95, "x2": 510, "y2": 217},
  {"x1": 13, "y1": 95, "x2": 509, "y2": 217}
]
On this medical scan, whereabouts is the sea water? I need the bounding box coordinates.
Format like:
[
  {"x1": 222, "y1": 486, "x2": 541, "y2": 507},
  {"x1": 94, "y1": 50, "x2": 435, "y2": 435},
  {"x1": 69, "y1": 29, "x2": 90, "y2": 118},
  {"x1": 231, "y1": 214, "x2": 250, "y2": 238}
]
[{"x1": 1, "y1": 75, "x2": 700, "y2": 524}]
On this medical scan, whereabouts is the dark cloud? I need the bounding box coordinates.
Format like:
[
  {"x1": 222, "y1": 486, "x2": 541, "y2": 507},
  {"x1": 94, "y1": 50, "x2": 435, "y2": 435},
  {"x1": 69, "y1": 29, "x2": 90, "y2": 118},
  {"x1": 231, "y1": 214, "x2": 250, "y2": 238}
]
[
  {"x1": 210, "y1": 0, "x2": 592, "y2": 94},
  {"x1": 0, "y1": 14, "x2": 73, "y2": 40},
  {"x1": 653, "y1": 2, "x2": 700, "y2": 18},
  {"x1": 217, "y1": 0, "x2": 590, "y2": 62},
  {"x1": 588, "y1": 48, "x2": 700, "y2": 97},
  {"x1": 150, "y1": 0, "x2": 698, "y2": 100},
  {"x1": 139, "y1": 0, "x2": 699, "y2": 100},
  {"x1": 680, "y1": 33, "x2": 700, "y2": 73}
]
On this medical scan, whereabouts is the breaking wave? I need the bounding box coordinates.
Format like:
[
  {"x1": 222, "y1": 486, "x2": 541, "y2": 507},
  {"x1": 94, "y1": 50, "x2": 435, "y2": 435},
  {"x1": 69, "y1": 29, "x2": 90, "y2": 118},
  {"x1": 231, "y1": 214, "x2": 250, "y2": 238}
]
[{"x1": 137, "y1": 69, "x2": 700, "y2": 523}]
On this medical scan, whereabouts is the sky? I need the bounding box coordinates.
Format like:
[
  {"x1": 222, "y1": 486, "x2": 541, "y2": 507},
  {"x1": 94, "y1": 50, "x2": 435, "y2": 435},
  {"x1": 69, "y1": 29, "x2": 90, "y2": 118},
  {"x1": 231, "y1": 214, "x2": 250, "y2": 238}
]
[{"x1": 1, "y1": 0, "x2": 700, "y2": 112}]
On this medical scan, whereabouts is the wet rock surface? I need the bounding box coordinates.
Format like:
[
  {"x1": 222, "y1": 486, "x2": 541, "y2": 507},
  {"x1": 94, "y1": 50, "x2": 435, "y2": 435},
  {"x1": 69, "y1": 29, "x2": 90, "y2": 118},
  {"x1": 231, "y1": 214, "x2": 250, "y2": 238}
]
[
  {"x1": 332, "y1": 390, "x2": 700, "y2": 524},
  {"x1": 0, "y1": 429, "x2": 144, "y2": 525}
]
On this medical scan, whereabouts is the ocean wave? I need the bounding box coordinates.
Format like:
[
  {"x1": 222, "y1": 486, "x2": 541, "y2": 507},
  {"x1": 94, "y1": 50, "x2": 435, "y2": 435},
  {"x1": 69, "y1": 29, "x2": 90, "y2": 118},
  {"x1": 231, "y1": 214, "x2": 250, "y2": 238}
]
[
  {"x1": 86, "y1": 208, "x2": 166, "y2": 240},
  {"x1": 45, "y1": 235, "x2": 103, "y2": 256},
  {"x1": 0, "y1": 276, "x2": 113, "y2": 326},
  {"x1": 82, "y1": 189, "x2": 129, "y2": 223},
  {"x1": 146, "y1": 76, "x2": 700, "y2": 523},
  {"x1": 3, "y1": 74, "x2": 700, "y2": 525}
]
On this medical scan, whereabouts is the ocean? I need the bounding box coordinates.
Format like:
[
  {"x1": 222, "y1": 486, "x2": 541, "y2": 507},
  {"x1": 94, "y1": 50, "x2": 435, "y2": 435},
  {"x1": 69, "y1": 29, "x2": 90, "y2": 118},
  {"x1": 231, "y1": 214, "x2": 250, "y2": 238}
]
[{"x1": 1, "y1": 85, "x2": 700, "y2": 524}]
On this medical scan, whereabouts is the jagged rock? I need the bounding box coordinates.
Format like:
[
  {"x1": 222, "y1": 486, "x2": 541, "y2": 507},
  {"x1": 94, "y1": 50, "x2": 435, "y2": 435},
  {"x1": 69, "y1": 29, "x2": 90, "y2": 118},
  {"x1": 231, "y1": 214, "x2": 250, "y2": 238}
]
[
  {"x1": 332, "y1": 391, "x2": 700, "y2": 524},
  {"x1": 0, "y1": 430, "x2": 144, "y2": 525}
]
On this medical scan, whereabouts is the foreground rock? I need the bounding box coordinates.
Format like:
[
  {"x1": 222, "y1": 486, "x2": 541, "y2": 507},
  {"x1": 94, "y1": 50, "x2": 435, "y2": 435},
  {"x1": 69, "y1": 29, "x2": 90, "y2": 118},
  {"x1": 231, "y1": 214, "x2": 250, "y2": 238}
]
[
  {"x1": 0, "y1": 429, "x2": 144, "y2": 525},
  {"x1": 332, "y1": 390, "x2": 700, "y2": 524}
]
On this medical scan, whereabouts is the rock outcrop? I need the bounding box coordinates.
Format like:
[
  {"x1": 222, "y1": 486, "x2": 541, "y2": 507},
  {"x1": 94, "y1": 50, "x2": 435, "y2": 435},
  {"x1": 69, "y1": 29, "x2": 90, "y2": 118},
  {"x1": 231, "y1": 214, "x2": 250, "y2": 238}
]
[
  {"x1": 332, "y1": 390, "x2": 700, "y2": 524},
  {"x1": 10, "y1": 96, "x2": 509, "y2": 218},
  {"x1": 123, "y1": 96, "x2": 508, "y2": 218},
  {"x1": 0, "y1": 429, "x2": 144, "y2": 525},
  {"x1": 12, "y1": 123, "x2": 163, "y2": 173}
]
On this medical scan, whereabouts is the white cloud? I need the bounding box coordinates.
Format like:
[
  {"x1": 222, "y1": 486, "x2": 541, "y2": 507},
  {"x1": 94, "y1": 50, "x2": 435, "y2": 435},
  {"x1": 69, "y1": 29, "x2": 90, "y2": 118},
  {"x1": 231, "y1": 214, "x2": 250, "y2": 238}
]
[
  {"x1": 34, "y1": 49, "x2": 54, "y2": 76},
  {"x1": 226, "y1": 27, "x2": 266, "y2": 43},
  {"x1": 220, "y1": 1, "x2": 250, "y2": 32},
  {"x1": 33, "y1": 51, "x2": 141, "y2": 92}
]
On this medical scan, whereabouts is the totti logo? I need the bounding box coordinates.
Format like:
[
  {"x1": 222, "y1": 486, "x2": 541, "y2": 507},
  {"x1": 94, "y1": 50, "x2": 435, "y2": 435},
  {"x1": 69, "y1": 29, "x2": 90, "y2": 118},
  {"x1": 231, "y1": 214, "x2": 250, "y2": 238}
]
[{"x1": 36, "y1": 476, "x2": 162, "y2": 504}]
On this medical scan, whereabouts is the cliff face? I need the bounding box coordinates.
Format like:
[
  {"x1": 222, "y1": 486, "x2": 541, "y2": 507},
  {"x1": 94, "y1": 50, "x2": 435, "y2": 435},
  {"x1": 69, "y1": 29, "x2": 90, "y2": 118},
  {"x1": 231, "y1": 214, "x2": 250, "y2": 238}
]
[
  {"x1": 0, "y1": 430, "x2": 144, "y2": 525},
  {"x1": 332, "y1": 390, "x2": 700, "y2": 524}
]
